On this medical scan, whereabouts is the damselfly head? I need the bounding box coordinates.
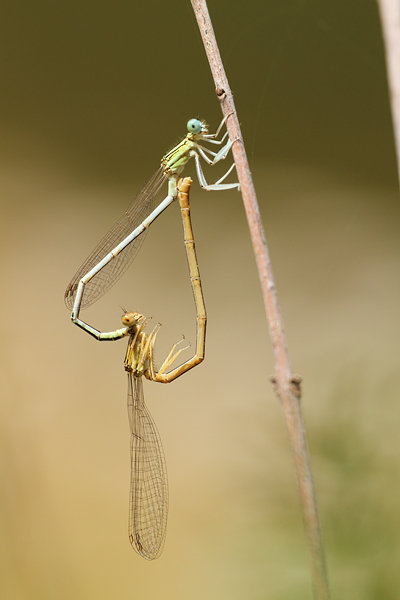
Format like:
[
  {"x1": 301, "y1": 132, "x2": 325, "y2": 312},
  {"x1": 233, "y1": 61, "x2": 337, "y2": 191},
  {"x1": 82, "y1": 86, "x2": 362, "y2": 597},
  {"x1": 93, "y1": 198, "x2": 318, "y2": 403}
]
[
  {"x1": 121, "y1": 311, "x2": 144, "y2": 328},
  {"x1": 187, "y1": 118, "x2": 208, "y2": 136}
]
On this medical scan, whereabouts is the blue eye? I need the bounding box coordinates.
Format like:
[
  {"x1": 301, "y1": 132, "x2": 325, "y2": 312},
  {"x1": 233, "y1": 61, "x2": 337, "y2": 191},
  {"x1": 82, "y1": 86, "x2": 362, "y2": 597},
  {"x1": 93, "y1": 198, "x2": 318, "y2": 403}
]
[{"x1": 187, "y1": 119, "x2": 202, "y2": 134}]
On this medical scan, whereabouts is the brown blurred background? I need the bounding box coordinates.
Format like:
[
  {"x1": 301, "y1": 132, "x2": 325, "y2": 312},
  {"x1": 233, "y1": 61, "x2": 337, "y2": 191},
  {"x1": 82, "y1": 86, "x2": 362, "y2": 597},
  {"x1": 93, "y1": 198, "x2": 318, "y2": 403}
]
[{"x1": 1, "y1": 1, "x2": 400, "y2": 599}]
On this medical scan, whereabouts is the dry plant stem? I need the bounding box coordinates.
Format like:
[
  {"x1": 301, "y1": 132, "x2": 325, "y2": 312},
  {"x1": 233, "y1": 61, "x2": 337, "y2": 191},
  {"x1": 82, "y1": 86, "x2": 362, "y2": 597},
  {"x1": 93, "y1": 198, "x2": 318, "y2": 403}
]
[
  {"x1": 190, "y1": 1, "x2": 330, "y2": 599},
  {"x1": 377, "y1": 0, "x2": 400, "y2": 182}
]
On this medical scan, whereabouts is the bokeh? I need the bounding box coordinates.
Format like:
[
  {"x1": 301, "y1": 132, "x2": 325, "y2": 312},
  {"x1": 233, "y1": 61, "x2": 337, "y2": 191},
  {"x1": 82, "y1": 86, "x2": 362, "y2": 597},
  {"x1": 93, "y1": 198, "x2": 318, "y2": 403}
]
[{"x1": 1, "y1": 1, "x2": 400, "y2": 599}]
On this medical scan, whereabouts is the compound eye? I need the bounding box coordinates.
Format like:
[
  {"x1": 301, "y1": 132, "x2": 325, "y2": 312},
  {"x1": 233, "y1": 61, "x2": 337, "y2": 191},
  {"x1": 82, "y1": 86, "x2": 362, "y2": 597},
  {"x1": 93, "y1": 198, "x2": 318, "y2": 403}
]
[
  {"x1": 121, "y1": 312, "x2": 138, "y2": 327},
  {"x1": 187, "y1": 118, "x2": 202, "y2": 134}
]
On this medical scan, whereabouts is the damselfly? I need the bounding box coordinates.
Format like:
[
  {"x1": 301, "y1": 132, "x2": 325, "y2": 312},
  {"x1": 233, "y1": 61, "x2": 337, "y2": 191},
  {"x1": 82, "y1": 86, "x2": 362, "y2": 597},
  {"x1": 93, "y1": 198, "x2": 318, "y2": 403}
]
[
  {"x1": 64, "y1": 116, "x2": 238, "y2": 327},
  {"x1": 71, "y1": 178, "x2": 206, "y2": 559}
]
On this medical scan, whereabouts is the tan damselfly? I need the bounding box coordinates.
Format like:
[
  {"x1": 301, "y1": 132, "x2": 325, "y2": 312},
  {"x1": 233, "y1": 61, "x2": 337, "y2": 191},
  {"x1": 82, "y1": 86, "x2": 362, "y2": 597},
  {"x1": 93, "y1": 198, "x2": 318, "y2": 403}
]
[{"x1": 68, "y1": 178, "x2": 206, "y2": 560}]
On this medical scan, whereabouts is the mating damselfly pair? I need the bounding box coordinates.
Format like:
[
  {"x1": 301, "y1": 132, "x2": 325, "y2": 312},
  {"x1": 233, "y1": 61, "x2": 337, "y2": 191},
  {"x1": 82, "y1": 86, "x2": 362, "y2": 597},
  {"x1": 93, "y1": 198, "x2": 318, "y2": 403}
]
[{"x1": 65, "y1": 116, "x2": 239, "y2": 560}]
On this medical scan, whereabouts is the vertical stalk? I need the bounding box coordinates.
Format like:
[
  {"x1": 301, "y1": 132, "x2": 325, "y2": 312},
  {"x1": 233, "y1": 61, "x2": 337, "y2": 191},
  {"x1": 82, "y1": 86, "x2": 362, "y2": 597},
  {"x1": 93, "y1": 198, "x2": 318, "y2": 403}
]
[
  {"x1": 190, "y1": 1, "x2": 331, "y2": 598},
  {"x1": 377, "y1": 0, "x2": 400, "y2": 184}
]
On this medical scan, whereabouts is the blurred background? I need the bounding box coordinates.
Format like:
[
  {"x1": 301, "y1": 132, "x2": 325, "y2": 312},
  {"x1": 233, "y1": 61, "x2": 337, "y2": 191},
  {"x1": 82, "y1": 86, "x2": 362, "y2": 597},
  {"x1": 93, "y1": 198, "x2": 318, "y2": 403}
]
[{"x1": 1, "y1": 1, "x2": 400, "y2": 598}]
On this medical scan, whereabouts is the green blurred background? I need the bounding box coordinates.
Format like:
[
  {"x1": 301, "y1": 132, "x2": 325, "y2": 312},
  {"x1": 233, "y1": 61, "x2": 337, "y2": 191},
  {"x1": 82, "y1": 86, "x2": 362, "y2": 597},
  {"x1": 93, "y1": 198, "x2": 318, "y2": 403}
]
[{"x1": 1, "y1": 1, "x2": 400, "y2": 599}]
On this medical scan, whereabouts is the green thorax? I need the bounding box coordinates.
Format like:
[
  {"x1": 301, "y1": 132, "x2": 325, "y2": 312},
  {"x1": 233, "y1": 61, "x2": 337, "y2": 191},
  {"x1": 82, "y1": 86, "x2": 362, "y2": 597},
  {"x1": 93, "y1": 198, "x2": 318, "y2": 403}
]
[{"x1": 161, "y1": 134, "x2": 197, "y2": 177}]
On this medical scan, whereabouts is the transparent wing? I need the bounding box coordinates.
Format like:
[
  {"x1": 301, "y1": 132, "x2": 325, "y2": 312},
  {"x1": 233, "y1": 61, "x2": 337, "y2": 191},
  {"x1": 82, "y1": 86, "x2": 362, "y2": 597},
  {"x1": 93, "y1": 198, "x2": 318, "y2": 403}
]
[
  {"x1": 127, "y1": 374, "x2": 168, "y2": 560},
  {"x1": 64, "y1": 167, "x2": 167, "y2": 310}
]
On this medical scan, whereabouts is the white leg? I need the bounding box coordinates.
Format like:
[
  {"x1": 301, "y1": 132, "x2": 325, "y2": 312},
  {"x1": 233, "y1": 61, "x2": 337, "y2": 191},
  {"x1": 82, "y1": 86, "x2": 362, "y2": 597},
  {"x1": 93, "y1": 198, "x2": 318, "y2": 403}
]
[
  {"x1": 193, "y1": 152, "x2": 240, "y2": 192},
  {"x1": 214, "y1": 162, "x2": 237, "y2": 184},
  {"x1": 198, "y1": 146, "x2": 218, "y2": 158},
  {"x1": 213, "y1": 138, "x2": 233, "y2": 162},
  {"x1": 197, "y1": 138, "x2": 233, "y2": 164},
  {"x1": 201, "y1": 130, "x2": 229, "y2": 145},
  {"x1": 193, "y1": 151, "x2": 208, "y2": 188},
  {"x1": 202, "y1": 113, "x2": 232, "y2": 140},
  {"x1": 196, "y1": 146, "x2": 215, "y2": 165}
]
